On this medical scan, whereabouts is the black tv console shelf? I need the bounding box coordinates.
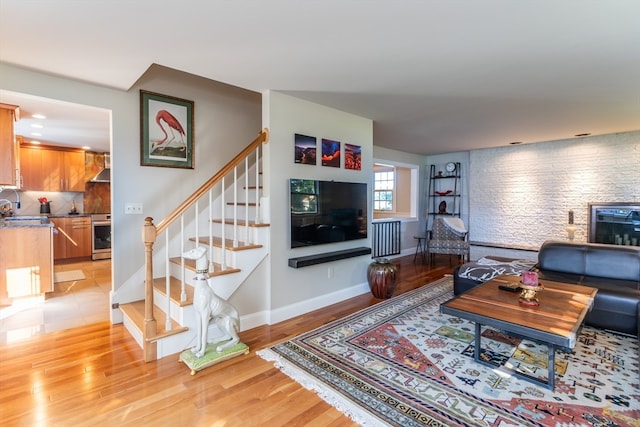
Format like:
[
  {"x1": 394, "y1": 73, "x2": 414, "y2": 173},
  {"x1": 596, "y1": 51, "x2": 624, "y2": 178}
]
[{"x1": 288, "y1": 247, "x2": 372, "y2": 268}]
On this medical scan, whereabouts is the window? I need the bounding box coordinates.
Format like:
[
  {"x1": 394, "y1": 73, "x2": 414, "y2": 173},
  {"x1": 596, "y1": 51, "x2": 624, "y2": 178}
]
[
  {"x1": 372, "y1": 160, "x2": 419, "y2": 220},
  {"x1": 374, "y1": 169, "x2": 394, "y2": 211}
]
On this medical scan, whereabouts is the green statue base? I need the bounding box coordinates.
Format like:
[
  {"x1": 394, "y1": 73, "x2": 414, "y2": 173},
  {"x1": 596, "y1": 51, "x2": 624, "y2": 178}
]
[{"x1": 179, "y1": 341, "x2": 249, "y2": 375}]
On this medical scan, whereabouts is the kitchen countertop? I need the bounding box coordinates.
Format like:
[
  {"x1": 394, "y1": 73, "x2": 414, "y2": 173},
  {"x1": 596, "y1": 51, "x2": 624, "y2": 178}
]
[{"x1": 0, "y1": 216, "x2": 54, "y2": 228}]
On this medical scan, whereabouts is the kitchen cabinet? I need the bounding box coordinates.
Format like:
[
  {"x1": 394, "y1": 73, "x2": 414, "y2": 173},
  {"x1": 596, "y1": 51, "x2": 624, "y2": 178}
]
[
  {"x1": 20, "y1": 145, "x2": 86, "y2": 192},
  {"x1": 0, "y1": 104, "x2": 21, "y2": 188},
  {"x1": 0, "y1": 226, "x2": 53, "y2": 304},
  {"x1": 52, "y1": 216, "x2": 91, "y2": 261},
  {"x1": 19, "y1": 144, "x2": 46, "y2": 190}
]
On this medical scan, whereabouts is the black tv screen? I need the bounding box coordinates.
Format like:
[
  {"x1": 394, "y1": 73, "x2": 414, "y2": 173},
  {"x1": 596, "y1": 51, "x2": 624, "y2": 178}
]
[{"x1": 290, "y1": 179, "x2": 368, "y2": 248}]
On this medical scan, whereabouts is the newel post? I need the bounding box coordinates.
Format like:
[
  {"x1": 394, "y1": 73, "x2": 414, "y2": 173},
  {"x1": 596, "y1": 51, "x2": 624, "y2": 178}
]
[{"x1": 142, "y1": 216, "x2": 158, "y2": 361}]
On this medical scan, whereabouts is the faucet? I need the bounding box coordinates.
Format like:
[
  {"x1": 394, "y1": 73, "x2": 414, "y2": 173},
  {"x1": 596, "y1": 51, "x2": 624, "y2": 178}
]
[{"x1": 0, "y1": 187, "x2": 20, "y2": 209}]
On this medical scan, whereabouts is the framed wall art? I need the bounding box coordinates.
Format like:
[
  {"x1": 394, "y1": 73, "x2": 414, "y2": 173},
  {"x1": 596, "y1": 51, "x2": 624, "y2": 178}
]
[
  {"x1": 140, "y1": 90, "x2": 194, "y2": 168},
  {"x1": 321, "y1": 138, "x2": 340, "y2": 168},
  {"x1": 294, "y1": 133, "x2": 317, "y2": 165},
  {"x1": 344, "y1": 143, "x2": 361, "y2": 170}
]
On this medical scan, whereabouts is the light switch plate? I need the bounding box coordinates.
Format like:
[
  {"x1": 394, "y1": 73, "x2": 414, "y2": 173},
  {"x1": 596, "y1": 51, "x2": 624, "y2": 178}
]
[{"x1": 125, "y1": 203, "x2": 143, "y2": 214}]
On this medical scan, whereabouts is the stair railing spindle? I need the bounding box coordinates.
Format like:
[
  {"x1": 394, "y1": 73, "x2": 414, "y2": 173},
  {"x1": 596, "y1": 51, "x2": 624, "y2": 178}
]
[
  {"x1": 233, "y1": 167, "x2": 238, "y2": 247},
  {"x1": 208, "y1": 189, "x2": 214, "y2": 271},
  {"x1": 180, "y1": 216, "x2": 186, "y2": 302},
  {"x1": 245, "y1": 156, "x2": 250, "y2": 244},
  {"x1": 165, "y1": 231, "x2": 171, "y2": 330},
  {"x1": 221, "y1": 177, "x2": 227, "y2": 270},
  {"x1": 195, "y1": 201, "x2": 199, "y2": 250},
  {"x1": 255, "y1": 145, "x2": 260, "y2": 224}
]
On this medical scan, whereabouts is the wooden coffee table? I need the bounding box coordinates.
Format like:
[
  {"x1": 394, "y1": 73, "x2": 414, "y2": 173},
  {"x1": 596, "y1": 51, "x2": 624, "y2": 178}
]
[{"x1": 440, "y1": 274, "x2": 597, "y2": 389}]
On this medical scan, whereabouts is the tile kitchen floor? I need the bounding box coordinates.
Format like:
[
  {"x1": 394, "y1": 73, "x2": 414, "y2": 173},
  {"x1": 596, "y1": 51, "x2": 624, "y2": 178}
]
[{"x1": 0, "y1": 259, "x2": 111, "y2": 345}]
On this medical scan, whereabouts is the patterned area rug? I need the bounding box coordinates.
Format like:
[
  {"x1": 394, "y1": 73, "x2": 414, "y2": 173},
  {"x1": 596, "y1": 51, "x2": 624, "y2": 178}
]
[{"x1": 258, "y1": 277, "x2": 640, "y2": 426}]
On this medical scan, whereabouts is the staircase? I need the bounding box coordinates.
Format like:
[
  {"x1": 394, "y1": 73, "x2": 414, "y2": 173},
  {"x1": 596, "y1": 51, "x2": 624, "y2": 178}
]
[{"x1": 119, "y1": 129, "x2": 269, "y2": 361}]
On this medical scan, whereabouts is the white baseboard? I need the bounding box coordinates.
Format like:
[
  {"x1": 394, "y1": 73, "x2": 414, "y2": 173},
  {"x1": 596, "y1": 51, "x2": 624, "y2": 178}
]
[{"x1": 266, "y1": 281, "x2": 370, "y2": 325}]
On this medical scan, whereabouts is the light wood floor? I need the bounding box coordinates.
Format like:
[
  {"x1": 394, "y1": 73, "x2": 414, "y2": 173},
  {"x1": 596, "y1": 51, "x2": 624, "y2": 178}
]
[{"x1": 0, "y1": 254, "x2": 461, "y2": 427}]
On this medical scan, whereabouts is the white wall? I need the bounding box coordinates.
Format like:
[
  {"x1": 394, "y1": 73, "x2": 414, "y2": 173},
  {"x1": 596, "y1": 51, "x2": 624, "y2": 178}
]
[
  {"x1": 2, "y1": 63, "x2": 377, "y2": 328},
  {"x1": 118, "y1": 66, "x2": 262, "y2": 307},
  {"x1": 0, "y1": 63, "x2": 264, "y2": 315},
  {"x1": 426, "y1": 132, "x2": 639, "y2": 260},
  {"x1": 469, "y1": 131, "x2": 640, "y2": 248},
  {"x1": 264, "y1": 91, "x2": 374, "y2": 321}
]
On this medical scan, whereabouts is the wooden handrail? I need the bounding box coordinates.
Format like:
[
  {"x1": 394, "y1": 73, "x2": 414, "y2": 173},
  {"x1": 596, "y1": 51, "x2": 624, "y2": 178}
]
[{"x1": 155, "y1": 128, "x2": 269, "y2": 235}]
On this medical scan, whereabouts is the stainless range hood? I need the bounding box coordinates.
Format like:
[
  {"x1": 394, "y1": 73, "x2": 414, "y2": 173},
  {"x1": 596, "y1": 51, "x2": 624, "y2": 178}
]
[{"x1": 90, "y1": 153, "x2": 111, "y2": 183}]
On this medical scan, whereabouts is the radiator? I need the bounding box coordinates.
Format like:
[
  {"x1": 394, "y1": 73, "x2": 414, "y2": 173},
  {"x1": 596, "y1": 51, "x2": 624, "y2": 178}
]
[{"x1": 372, "y1": 220, "x2": 401, "y2": 258}]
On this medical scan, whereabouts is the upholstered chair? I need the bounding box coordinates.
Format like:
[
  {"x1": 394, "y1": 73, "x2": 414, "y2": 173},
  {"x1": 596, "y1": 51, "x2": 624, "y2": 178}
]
[{"x1": 427, "y1": 217, "x2": 470, "y2": 264}]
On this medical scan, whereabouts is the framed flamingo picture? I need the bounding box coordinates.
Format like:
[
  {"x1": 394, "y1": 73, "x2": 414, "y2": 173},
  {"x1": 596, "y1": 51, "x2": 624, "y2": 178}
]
[{"x1": 140, "y1": 90, "x2": 194, "y2": 168}]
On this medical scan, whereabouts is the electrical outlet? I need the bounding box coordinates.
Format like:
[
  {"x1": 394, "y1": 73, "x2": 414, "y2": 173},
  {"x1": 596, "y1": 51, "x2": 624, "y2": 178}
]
[{"x1": 125, "y1": 203, "x2": 143, "y2": 214}]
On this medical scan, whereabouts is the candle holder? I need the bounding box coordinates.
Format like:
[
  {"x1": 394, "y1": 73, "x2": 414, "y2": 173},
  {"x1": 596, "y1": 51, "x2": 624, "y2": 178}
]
[{"x1": 519, "y1": 283, "x2": 543, "y2": 306}]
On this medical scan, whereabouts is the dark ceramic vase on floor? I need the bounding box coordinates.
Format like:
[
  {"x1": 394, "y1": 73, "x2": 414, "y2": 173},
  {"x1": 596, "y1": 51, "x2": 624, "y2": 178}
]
[{"x1": 367, "y1": 258, "x2": 398, "y2": 299}]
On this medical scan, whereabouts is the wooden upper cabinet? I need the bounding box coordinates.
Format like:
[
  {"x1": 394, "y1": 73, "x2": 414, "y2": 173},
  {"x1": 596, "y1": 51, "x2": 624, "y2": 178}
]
[
  {"x1": 0, "y1": 104, "x2": 20, "y2": 187},
  {"x1": 20, "y1": 145, "x2": 86, "y2": 192},
  {"x1": 20, "y1": 145, "x2": 46, "y2": 190},
  {"x1": 64, "y1": 150, "x2": 86, "y2": 191}
]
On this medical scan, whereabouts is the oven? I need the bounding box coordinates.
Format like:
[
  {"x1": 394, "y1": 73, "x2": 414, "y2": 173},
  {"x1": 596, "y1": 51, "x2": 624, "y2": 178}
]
[{"x1": 91, "y1": 214, "x2": 111, "y2": 260}]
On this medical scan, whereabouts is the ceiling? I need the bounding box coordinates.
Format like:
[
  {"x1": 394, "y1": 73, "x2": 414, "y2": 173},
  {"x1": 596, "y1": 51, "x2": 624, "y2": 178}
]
[
  {"x1": 0, "y1": 89, "x2": 111, "y2": 153},
  {"x1": 1, "y1": 1, "x2": 639, "y2": 156}
]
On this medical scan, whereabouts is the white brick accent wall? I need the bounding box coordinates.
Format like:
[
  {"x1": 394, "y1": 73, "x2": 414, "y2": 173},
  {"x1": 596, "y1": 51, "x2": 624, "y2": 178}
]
[{"x1": 468, "y1": 131, "x2": 639, "y2": 252}]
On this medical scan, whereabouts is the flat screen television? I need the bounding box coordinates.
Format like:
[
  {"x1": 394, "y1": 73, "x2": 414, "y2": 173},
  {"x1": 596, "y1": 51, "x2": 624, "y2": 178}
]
[{"x1": 290, "y1": 179, "x2": 368, "y2": 248}]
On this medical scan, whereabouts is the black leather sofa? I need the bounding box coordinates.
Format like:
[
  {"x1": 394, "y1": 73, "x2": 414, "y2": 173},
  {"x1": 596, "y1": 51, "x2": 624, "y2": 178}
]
[
  {"x1": 453, "y1": 241, "x2": 640, "y2": 338},
  {"x1": 535, "y1": 241, "x2": 640, "y2": 337}
]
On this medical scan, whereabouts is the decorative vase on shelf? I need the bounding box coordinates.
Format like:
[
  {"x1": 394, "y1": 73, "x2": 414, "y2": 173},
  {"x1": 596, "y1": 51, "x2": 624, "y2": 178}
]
[{"x1": 367, "y1": 258, "x2": 398, "y2": 299}]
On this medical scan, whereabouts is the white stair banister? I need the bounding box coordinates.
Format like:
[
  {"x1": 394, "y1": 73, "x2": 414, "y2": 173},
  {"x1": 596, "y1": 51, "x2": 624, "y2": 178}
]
[
  {"x1": 136, "y1": 129, "x2": 268, "y2": 362},
  {"x1": 180, "y1": 216, "x2": 186, "y2": 302},
  {"x1": 255, "y1": 145, "x2": 260, "y2": 225},
  {"x1": 208, "y1": 189, "x2": 214, "y2": 271},
  {"x1": 165, "y1": 231, "x2": 171, "y2": 331},
  {"x1": 245, "y1": 156, "x2": 250, "y2": 244},
  {"x1": 233, "y1": 167, "x2": 238, "y2": 247},
  {"x1": 221, "y1": 176, "x2": 227, "y2": 270}
]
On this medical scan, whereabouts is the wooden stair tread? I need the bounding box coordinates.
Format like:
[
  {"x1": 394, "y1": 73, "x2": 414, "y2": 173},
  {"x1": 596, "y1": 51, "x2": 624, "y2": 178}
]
[
  {"x1": 168, "y1": 257, "x2": 241, "y2": 276},
  {"x1": 226, "y1": 202, "x2": 257, "y2": 206},
  {"x1": 119, "y1": 301, "x2": 188, "y2": 342},
  {"x1": 212, "y1": 219, "x2": 270, "y2": 227},
  {"x1": 188, "y1": 236, "x2": 263, "y2": 251},
  {"x1": 152, "y1": 277, "x2": 194, "y2": 306}
]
